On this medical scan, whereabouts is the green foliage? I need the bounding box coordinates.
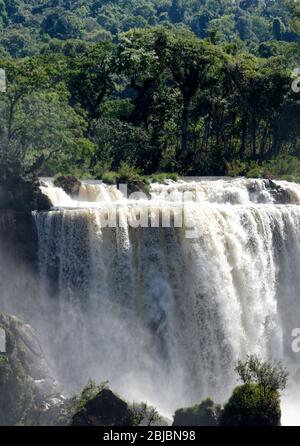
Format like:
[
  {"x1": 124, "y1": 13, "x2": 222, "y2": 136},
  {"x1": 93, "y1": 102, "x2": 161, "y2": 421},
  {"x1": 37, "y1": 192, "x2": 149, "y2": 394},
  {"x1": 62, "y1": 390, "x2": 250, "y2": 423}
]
[
  {"x1": 227, "y1": 156, "x2": 300, "y2": 182},
  {"x1": 219, "y1": 356, "x2": 287, "y2": 426},
  {"x1": 42, "y1": 10, "x2": 84, "y2": 40},
  {"x1": 149, "y1": 172, "x2": 179, "y2": 183},
  {"x1": 130, "y1": 402, "x2": 162, "y2": 426},
  {"x1": 235, "y1": 355, "x2": 288, "y2": 394},
  {"x1": 67, "y1": 379, "x2": 110, "y2": 416},
  {"x1": 0, "y1": 0, "x2": 299, "y2": 57},
  {"x1": 220, "y1": 384, "x2": 281, "y2": 426},
  {"x1": 101, "y1": 171, "x2": 118, "y2": 185},
  {"x1": 0, "y1": 321, "x2": 34, "y2": 426},
  {"x1": 0, "y1": 4, "x2": 300, "y2": 187},
  {"x1": 0, "y1": 354, "x2": 11, "y2": 385},
  {"x1": 92, "y1": 117, "x2": 153, "y2": 172},
  {"x1": 173, "y1": 398, "x2": 221, "y2": 426},
  {"x1": 101, "y1": 163, "x2": 149, "y2": 194}
]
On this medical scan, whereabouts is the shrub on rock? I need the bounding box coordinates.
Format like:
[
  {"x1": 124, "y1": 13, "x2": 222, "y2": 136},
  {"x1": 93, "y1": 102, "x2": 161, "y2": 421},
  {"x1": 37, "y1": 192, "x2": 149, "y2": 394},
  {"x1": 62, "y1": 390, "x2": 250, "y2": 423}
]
[
  {"x1": 220, "y1": 383, "x2": 281, "y2": 426},
  {"x1": 173, "y1": 398, "x2": 221, "y2": 426}
]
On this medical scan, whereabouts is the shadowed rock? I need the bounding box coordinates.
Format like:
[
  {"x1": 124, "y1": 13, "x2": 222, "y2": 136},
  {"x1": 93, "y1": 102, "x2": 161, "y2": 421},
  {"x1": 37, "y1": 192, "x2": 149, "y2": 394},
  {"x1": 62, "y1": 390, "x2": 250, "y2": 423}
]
[
  {"x1": 72, "y1": 389, "x2": 133, "y2": 426},
  {"x1": 0, "y1": 313, "x2": 65, "y2": 426}
]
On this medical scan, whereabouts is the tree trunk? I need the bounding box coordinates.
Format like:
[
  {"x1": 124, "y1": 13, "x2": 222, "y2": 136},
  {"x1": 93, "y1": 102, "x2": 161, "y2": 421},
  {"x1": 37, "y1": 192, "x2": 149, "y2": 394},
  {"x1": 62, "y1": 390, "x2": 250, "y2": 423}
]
[
  {"x1": 239, "y1": 118, "x2": 247, "y2": 159},
  {"x1": 251, "y1": 114, "x2": 257, "y2": 159},
  {"x1": 181, "y1": 95, "x2": 190, "y2": 161}
]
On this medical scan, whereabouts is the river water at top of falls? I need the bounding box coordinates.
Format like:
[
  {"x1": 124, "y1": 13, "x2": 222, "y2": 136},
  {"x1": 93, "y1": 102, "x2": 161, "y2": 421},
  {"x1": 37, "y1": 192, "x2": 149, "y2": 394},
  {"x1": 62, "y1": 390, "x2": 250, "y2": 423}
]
[{"x1": 34, "y1": 177, "x2": 300, "y2": 424}]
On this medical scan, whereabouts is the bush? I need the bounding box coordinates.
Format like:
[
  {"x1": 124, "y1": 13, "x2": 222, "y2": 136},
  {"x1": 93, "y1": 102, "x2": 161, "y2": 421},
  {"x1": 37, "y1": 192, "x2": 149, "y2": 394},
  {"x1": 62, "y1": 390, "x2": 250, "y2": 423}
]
[
  {"x1": 149, "y1": 173, "x2": 179, "y2": 183},
  {"x1": 220, "y1": 355, "x2": 288, "y2": 426},
  {"x1": 101, "y1": 163, "x2": 149, "y2": 195},
  {"x1": 235, "y1": 355, "x2": 288, "y2": 394},
  {"x1": 220, "y1": 384, "x2": 281, "y2": 426},
  {"x1": 173, "y1": 398, "x2": 221, "y2": 426},
  {"x1": 226, "y1": 156, "x2": 300, "y2": 183},
  {"x1": 101, "y1": 171, "x2": 118, "y2": 185},
  {"x1": 68, "y1": 380, "x2": 110, "y2": 415}
]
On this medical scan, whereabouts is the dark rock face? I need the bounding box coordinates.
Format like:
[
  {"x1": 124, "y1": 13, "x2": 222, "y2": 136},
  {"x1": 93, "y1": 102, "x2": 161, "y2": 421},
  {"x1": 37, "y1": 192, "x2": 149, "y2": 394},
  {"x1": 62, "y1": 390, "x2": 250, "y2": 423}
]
[
  {"x1": 0, "y1": 158, "x2": 50, "y2": 212},
  {"x1": 0, "y1": 209, "x2": 40, "y2": 319},
  {"x1": 72, "y1": 389, "x2": 133, "y2": 426},
  {"x1": 37, "y1": 191, "x2": 52, "y2": 211},
  {"x1": 173, "y1": 399, "x2": 220, "y2": 426},
  {"x1": 54, "y1": 175, "x2": 81, "y2": 197},
  {"x1": 0, "y1": 209, "x2": 38, "y2": 268},
  {"x1": 0, "y1": 313, "x2": 64, "y2": 426},
  {"x1": 247, "y1": 179, "x2": 291, "y2": 204}
]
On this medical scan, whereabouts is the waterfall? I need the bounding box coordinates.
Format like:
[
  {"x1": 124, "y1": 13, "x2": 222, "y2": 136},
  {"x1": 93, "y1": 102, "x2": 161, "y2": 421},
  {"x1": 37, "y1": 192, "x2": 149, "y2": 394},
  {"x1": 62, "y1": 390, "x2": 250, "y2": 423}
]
[{"x1": 35, "y1": 178, "x2": 300, "y2": 419}]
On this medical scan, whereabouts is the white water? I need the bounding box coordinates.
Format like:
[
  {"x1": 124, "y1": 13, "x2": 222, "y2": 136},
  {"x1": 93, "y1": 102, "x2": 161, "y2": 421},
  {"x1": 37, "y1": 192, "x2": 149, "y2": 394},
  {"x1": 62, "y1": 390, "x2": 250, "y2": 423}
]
[{"x1": 35, "y1": 178, "x2": 300, "y2": 423}]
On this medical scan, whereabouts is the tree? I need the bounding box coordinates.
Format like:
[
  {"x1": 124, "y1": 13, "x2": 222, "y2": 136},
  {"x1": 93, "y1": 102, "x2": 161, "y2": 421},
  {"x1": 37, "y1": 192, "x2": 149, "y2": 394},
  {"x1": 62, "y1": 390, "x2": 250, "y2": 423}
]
[
  {"x1": 117, "y1": 27, "x2": 172, "y2": 172},
  {"x1": 130, "y1": 402, "x2": 162, "y2": 426},
  {"x1": 42, "y1": 9, "x2": 84, "y2": 40},
  {"x1": 173, "y1": 398, "x2": 221, "y2": 426},
  {"x1": 220, "y1": 383, "x2": 281, "y2": 426},
  {"x1": 235, "y1": 355, "x2": 288, "y2": 396},
  {"x1": 0, "y1": 57, "x2": 95, "y2": 177},
  {"x1": 69, "y1": 42, "x2": 114, "y2": 122},
  {"x1": 220, "y1": 356, "x2": 288, "y2": 426},
  {"x1": 165, "y1": 30, "x2": 225, "y2": 165},
  {"x1": 273, "y1": 18, "x2": 283, "y2": 40}
]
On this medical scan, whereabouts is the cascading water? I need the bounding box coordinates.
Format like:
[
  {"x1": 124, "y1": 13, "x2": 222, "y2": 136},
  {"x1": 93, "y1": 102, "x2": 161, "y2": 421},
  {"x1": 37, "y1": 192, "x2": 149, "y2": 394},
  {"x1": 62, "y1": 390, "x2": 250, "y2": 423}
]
[{"x1": 35, "y1": 178, "x2": 300, "y2": 422}]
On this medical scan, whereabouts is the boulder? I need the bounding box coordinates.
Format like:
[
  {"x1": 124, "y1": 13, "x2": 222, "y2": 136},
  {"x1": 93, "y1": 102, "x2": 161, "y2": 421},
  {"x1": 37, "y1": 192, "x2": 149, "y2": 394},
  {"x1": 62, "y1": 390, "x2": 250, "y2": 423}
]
[
  {"x1": 267, "y1": 179, "x2": 291, "y2": 204},
  {"x1": 54, "y1": 175, "x2": 81, "y2": 197},
  {"x1": 37, "y1": 190, "x2": 52, "y2": 211},
  {"x1": 173, "y1": 398, "x2": 221, "y2": 426},
  {"x1": 72, "y1": 389, "x2": 133, "y2": 426}
]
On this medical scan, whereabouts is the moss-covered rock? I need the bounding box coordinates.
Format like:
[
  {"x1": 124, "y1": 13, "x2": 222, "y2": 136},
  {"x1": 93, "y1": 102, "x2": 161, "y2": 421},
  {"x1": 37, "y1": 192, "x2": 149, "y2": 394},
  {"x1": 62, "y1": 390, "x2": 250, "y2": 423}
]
[{"x1": 173, "y1": 398, "x2": 221, "y2": 426}]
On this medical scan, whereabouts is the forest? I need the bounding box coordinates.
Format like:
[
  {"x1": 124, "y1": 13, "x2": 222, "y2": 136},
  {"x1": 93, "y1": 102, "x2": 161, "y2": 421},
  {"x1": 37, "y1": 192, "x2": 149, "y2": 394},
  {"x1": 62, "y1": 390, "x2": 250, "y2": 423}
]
[{"x1": 0, "y1": 0, "x2": 300, "y2": 190}]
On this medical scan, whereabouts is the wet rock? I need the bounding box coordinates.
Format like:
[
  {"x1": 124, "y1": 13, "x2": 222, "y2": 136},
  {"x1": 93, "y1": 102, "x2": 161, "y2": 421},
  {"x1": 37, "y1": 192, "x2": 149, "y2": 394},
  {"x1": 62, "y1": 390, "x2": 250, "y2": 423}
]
[
  {"x1": 266, "y1": 179, "x2": 291, "y2": 204},
  {"x1": 37, "y1": 190, "x2": 52, "y2": 211},
  {"x1": 54, "y1": 175, "x2": 81, "y2": 197}
]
